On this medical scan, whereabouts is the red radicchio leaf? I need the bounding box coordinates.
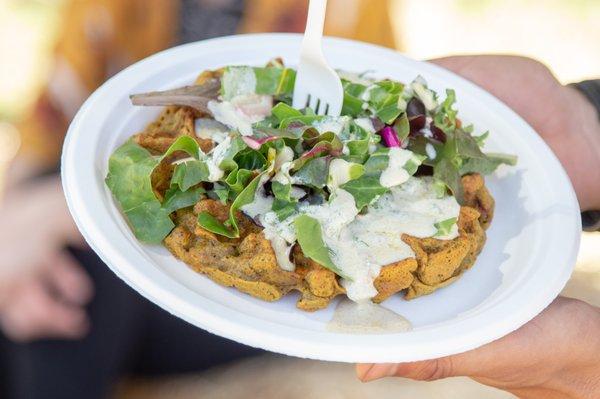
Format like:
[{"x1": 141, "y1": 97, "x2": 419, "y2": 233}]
[
  {"x1": 407, "y1": 97, "x2": 427, "y2": 135},
  {"x1": 409, "y1": 115, "x2": 426, "y2": 135},
  {"x1": 407, "y1": 97, "x2": 426, "y2": 118},
  {"x1": 430, "y1": 122, "x2": 447, "y2": 143},
  {"x1": 303, "y1": 145, "x2": 330, "y2": 159},
  {"x1": 291, "y1": 145, "x2": 333, "y2": 171}
]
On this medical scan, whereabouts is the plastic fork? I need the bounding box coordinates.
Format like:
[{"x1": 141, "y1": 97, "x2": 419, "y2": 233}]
[{"x1": 292, "y1": 0, "x2": 344, "y2": 116}]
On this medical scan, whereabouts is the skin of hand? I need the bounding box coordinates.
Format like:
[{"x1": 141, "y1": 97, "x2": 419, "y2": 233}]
[
  {"x1": 357, "y1": 55, "x2": 600, "y2": 398},
  {"x1": 433, "y1": 55, "x2": 600, "y2": 211},
  {"x1": 0, "y1": 176, "x2": 93, "y2": 342},
  {"x1": 357, "y1": 297, "x2": 600, "y2": 399}
]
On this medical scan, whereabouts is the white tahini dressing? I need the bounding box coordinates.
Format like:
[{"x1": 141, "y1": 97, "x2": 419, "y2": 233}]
[
  {"x1": 208, "y1": 94, "x2": 272, "y2": 136},
  {"x1": 411, "y1": 76, "x2": 438, "y2": 112},
  {"x1": 171, "y1": 156, "x2": 196, "y2": 165},
  {"x1": 336, "y1": 70, "x2": 374, "y2": 86},
  {"x1": 204, "y1": 135, "x2": 232, "y2": 182},
  {"x1": 241, "y1": 147, "x2": 297, "y2": 271},
  {"x1": 240, "y1": 173, "x2": 273, "y2": 219},
  {"x1": 194, "y1": 118, "x2": 229, "y2": 142},
  {"x1": 243, "y1": 176, "x2": 460, "y2": 302},
  {"x1": 425, "y1": 143, "x2": 437, "y2": 160},
  {"x1": 346, "y1": 177, "x2": 460, "y2": 267},
  {"x1": 221, "y1": 66, "x2": 257, "y2": 99},
  {"x1": 245, "y1": 173, "x2": 296, "y2": 272},
  {"x1": 328, "y1": 299, "x2": 412, "y2": 334},
  {"x1": 327, "y1": 158, "x2": 359, "y2": 190},
  {"x1": 354, "y1": 117, "x2": 376, "y2": 133},
  {"x1": 312, "y1": 116, "x2": 351, "y2": 135},
  {"x1": 379, "y1": 147, "x2": 414, "y2": 188},
  {"x1": 271, "y1": 146, "x2": 295, "y2": 185},
  {"x1": 360, "y1": 85, "x2": 377, "y2": 102}
]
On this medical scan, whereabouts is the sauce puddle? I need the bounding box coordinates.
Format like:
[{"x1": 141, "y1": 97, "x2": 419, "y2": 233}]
[{"x1": 327, "y1": 299, "x2": 412, "y2": 334}]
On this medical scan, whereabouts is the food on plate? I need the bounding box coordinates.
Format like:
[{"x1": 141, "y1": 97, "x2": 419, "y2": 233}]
[{"x1": 106, "y1": 60, "x2": 516, "y2": 311}]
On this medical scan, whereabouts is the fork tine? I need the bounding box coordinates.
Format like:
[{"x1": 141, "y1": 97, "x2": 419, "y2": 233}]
[
  {"x1": 315, "y1": 100, "x2": 323, "y2": 115},
  {"x1": 308, "y1": 95, "x2": 319, "y2": 112},
  {"x1": 317, "y1": 102, "x2": 328, "y2": 116}
]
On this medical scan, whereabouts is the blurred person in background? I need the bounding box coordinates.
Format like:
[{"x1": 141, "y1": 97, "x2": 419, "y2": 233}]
[{"x1": 0, "y1": 0, "x2": 396, "y2": 398}]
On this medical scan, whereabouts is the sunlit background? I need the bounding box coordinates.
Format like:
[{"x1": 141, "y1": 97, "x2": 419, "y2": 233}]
[{"x1": 0, "y1": 0, "x2": 598, "y2": 398}]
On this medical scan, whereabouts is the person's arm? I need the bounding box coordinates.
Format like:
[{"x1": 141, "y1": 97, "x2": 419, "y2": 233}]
[
  {"x1": 571, "y1": 79, "x2": 600, "y2": 231},
  {"x1": 356, "y1": 55, "x2": 600, "y2": 399}
]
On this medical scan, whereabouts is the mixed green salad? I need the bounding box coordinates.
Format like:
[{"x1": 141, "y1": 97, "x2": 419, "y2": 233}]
[{"x1": 106, "y1": 62, "x2": 516, "y2": 270}]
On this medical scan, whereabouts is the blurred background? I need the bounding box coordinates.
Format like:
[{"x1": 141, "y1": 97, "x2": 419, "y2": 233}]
[{"x1": 0, "y1": 0, "x2": 598, "y2": 398}]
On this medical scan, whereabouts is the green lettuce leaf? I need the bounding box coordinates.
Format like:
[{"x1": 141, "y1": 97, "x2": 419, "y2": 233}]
[
  {"x1": 218, "y1": 136, "x2": 247, "y2": 172},
  {"x1": 454, "y1": 129, "x2": 486, "y2": 159},
  {"x1": 271, "y1": 181, "x2": 298, "y2": 220},
  {"x1": 224, "y1": 168, "x2": 254, "y2": 193},
  {"x1": 394, "y1": 113, "x2": 410, "y2": 141},
  {"x1": 271, "y1": 102, "x2": 302, "y2": 122},
  {"x1": 254, "y1": 67, "x2": 296, "y2": 97},
  {"x1": 105, "y1": 140, "x2": 174, "y2": 243},
  {"x1": 211, "y1": 182, "x2": 231, "y2": 204},
  {"x1": 474, "y1": 131, "x2": 489, "y2": 147},
  {"x1": 341, "y1": 147, "x2": 417, "y2": 209},
  {"x1": 342, "y1": 92, "x2": 364, "y2": 116},
  {"x1": 342, "y1": 121, "x2": 373, "y2": 159},
  {"x1": 160, "y1": 136, "x2": 211, "y2": 191},
  {"x1": 434, "y1": 217, "x2": 457, "y2": 237},
  {"x1": 234, "y1": 148, "x2": 267, "y2": 170},
  {"x1": 433, "y1": 157, "x2": 464, "y2": 203},
  {"x1": 221, "y1": 66, "x2": 296, "y2": 100},
  {"x1": 160, "y1": 135, "x2": 201, "y2": 160},
  {"x1": 374, "y1": 96, "x2": 401, "y2": 124},
  {"x1": 197, "y1": 171, "x2": 266, "y2": 238},
  {"x1": 294, "y1": 215, "x2": 349, "y2": 278},
  {"x1": 433, "y1": 89, "x2": 458, "y2": 132},
  {"x1": 340, "y1": 175, "x2": 388, "y2": 210},
  {"x1": 171, "y1": 160, "x2": 209, "y2": 191},
  {"x1": 363, "y1": 149, "x2": 390, "y2": 174},
  {"x1": 162, "y1": 187, "x2": 205, "y2": 214},
  {"x1": 459, "y1": 153, "x2": 518, "y2": 175},
  {"x1": 292, "y1": 157, "x2": 329, "y2": 189},
  {"x1": 197, "y1": 213, "x2": 236, "y2": 237}
]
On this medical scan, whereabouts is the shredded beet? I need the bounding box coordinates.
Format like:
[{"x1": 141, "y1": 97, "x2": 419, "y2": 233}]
[{"x1": 379, "y1": 126, "x2": 401, "y2": 147}]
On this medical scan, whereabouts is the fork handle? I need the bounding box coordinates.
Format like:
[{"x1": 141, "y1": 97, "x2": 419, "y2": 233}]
[{"x1": 302, "y1": 0, "x2": 327, "y2": 54}]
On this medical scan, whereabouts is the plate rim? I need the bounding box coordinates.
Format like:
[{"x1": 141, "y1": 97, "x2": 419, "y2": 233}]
[{"x1": 61, "y1": 33, "x2": 581, "y2": 362}]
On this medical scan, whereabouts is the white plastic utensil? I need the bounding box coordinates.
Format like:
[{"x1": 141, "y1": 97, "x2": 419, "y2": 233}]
[{"x1": 292, "y1": 0, "x2": 344, "y2": 116}]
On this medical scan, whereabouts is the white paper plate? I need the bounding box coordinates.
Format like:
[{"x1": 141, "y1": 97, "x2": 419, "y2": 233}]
[{"x1": 62, "y1": 33, "x2": 581, "y2": 363}]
